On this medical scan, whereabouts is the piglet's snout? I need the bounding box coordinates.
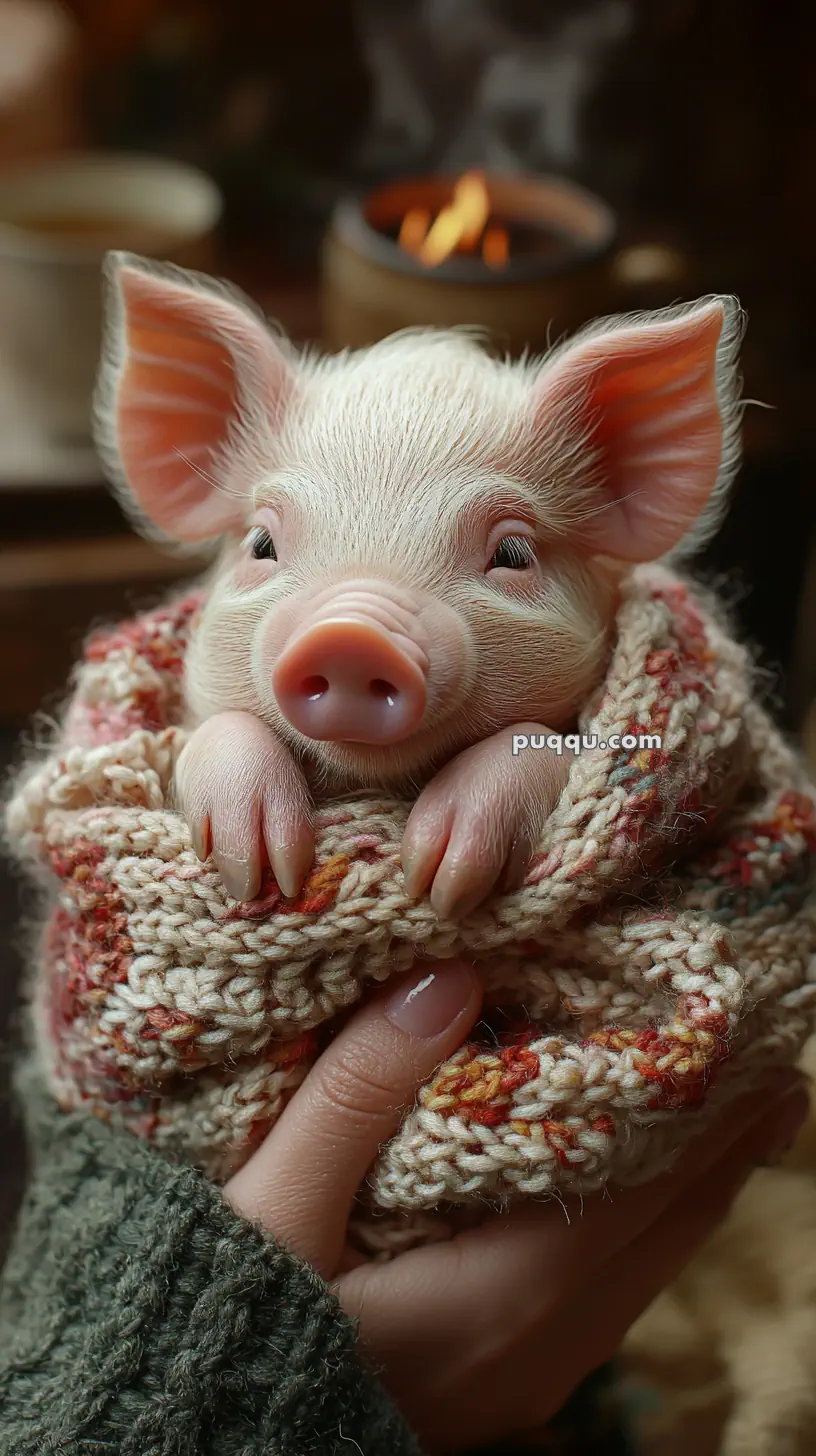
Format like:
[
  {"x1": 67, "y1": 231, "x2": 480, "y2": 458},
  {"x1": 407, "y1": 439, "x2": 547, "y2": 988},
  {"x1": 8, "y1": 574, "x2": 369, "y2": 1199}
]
[{"x1": 272, "y1": 591, "x2": 429, "y2": 745}]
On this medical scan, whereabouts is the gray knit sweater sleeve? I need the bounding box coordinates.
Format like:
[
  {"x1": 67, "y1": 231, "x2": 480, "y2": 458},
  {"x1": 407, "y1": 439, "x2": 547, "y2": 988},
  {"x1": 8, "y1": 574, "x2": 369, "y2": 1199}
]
[{"x1": 0, "y1": 1065, "x2": 424, "y2": 1456}]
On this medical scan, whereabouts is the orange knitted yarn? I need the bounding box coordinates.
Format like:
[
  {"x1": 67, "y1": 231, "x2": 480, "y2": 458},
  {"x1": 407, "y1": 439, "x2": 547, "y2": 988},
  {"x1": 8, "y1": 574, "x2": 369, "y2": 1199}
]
[{"x1": 7, "y1": 565, "x2": 816, "y2": 1229}]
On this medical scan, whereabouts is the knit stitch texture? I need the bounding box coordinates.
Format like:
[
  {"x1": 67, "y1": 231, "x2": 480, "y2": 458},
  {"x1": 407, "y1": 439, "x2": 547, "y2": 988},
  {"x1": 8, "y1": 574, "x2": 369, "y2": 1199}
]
[
  {"x1": 6, "y1": 564, "x2": 816, "y2": 1236},
  {"x1": 0, "y1": 1061, "x2": 424, "y2": 1456}
]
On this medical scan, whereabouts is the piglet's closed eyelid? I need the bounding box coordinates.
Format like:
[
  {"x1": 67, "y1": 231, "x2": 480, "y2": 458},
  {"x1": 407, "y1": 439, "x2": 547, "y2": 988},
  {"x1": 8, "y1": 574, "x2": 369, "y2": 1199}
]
[
  {"x1": 249, "y1": 505, "x2": 282, "y2": 532},
  {"x1": 449, "y1": 497, "x2": 537, "y2": 563},
  {"x1": 484, "y1": 518, "x2": 537, "y2": 560}
]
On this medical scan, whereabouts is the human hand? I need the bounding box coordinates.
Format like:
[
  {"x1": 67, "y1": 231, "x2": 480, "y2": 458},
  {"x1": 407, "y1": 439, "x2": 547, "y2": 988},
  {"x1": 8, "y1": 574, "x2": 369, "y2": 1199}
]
[{"x1": 224, "y1": 961, "x2": 809, "y2": 1454}]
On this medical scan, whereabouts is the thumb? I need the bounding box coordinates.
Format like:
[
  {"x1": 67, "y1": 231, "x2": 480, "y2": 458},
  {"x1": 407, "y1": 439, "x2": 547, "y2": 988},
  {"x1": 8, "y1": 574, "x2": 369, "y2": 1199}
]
[{"x1": 224, "y1": 959, "x2": 482, "y2": 1275}]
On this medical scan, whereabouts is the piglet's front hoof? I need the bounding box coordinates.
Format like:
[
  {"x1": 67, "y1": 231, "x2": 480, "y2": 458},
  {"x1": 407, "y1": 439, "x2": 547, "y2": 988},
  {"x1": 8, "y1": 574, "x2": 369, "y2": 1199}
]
[
  {"x1": 401, "y1": 722, "x2": 570, "y2": 921},
  {"x1": 175, "y1": 709, "x2": 315, "y2": 902}
]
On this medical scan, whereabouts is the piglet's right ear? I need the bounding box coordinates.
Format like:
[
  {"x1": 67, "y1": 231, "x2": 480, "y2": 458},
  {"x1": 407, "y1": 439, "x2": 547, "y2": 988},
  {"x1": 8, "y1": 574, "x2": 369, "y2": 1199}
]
[{"x1": 93, "y1": 252, "x2": 295, "y2": 543}]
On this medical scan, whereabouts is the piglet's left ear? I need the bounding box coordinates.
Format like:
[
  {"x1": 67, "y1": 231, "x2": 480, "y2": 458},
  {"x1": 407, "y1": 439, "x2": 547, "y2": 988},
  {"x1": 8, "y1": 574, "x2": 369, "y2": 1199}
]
[
  {"x1": 534, "y1": 296, "x2": 743, "y2": 561},
  {"x1": 93, "y1": 252, "x2": 296, "y2": 546}
]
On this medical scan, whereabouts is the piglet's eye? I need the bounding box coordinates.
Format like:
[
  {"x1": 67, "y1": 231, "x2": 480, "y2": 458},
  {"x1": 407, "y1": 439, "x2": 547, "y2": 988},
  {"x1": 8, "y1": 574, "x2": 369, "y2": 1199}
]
[
  {"x1": 245, "y1": 525, "x2": 277, "y2": 561},
  {"x1": 488, "y1": 535, "x2": 535, "y2": 571}
]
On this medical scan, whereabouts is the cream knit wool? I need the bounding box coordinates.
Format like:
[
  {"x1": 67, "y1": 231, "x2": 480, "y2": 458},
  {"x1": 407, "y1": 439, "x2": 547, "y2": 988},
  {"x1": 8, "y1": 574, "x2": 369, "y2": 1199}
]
[{"x1": 6, "y1": 563, "x2": 816, "y2": 1228}]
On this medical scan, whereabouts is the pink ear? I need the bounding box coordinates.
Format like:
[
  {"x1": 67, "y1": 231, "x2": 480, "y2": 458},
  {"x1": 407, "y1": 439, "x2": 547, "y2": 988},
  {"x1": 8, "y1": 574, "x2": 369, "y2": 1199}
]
[
  {"x1": 534, "y1": 297, "x2": 742, "y2": 561},
  {"x1": 94, "y1": 253, "x2": 295, "y2": 543}
]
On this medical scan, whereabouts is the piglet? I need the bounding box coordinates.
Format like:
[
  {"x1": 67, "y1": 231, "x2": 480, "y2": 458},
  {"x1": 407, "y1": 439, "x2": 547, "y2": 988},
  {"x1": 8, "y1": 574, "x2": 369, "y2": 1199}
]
[{"x1": 94, "y1": 254, "x2": 742, "y2": 920}]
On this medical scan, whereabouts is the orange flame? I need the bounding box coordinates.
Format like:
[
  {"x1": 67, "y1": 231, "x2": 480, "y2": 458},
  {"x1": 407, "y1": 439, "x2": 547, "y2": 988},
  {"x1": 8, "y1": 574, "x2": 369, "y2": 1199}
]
[{"x1": 398, "y1": 171, "x2": 510, "y2": 270}]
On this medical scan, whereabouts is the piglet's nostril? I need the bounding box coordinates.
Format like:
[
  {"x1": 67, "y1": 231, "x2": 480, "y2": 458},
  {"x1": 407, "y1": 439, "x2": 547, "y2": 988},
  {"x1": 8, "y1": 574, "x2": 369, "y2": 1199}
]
[
  {"x1": 370, "y1": 678, "x2": 398, "y2": 704},
  {"x1": 272, "y1": 616, "x2": 428, "y2": 745}
]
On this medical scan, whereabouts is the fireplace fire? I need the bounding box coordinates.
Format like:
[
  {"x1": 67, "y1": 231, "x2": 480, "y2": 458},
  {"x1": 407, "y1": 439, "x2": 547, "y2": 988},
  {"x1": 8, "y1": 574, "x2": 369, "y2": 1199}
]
[
  {"x1": 322, "y1": 170, "x2": 687, "y2": 356},
  {"x1": 397, "y1": 170, "x2": 509, "y2": 271}
]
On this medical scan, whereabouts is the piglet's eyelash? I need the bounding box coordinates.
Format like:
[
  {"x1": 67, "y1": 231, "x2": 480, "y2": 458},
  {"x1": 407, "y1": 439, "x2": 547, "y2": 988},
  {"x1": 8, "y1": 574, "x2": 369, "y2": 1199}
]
[
  {"x1": 243, "y1": 525, "x2": 277, "y2": 561},
  {"x1": 488, "y1": 535, "x2": 536, "y2": 570}
]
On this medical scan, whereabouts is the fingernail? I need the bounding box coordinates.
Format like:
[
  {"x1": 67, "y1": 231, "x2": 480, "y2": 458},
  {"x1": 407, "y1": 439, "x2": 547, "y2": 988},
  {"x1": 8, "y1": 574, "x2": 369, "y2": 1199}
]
[
  {"x1": 385, "y1": 960, "x2": 478, "y2": 1038},
  {"x1": 752, "y1": 1086, "x2": 810, "y2": 1165}
]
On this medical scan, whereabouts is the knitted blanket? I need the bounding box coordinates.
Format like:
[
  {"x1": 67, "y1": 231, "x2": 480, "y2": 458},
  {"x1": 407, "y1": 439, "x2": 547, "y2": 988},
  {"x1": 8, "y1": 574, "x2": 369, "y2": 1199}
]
[{"x1": 7, "y1": 564, "x2": 816, "y2": 1226}]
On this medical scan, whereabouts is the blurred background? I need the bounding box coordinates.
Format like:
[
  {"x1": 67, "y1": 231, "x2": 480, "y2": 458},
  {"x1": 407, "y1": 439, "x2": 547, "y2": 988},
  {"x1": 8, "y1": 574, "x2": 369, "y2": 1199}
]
[{"x1": 2, "y1": 3, "x2": 816, "y2": 1451}]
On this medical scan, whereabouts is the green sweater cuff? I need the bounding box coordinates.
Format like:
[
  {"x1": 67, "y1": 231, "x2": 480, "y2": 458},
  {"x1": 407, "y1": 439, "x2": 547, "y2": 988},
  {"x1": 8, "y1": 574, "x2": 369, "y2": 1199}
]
[{"x1": 0, "y1": 1063, "x2": 424, "y2": 1456}]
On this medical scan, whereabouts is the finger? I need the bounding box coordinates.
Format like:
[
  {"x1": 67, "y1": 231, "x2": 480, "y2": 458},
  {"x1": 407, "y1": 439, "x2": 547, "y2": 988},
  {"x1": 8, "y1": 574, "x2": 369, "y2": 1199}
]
[
  {"x1": 224, "y1": 958, "x2": 483, "y2": 1276},
  {"x1": 338, "y1": 1074, "x2": 808, "y2": 1341}
]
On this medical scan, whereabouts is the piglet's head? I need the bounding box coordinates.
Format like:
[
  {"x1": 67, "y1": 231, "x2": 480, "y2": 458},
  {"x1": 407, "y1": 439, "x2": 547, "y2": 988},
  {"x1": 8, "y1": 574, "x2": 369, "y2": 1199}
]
[{"x1": 94, "y1": 252, "x2": 742, "y2": 790}]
